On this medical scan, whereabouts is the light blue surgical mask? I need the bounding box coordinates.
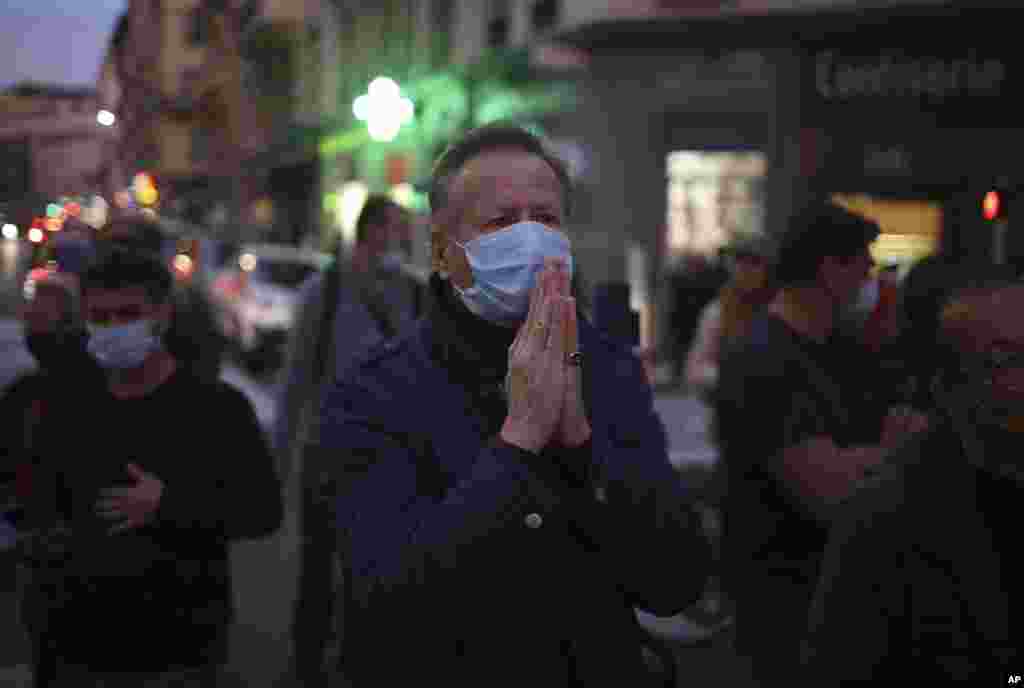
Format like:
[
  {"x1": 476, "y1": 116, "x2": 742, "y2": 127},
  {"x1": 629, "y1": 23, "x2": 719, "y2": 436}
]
[
  {"x1": 86, "y1": 318, "x2": 163, "y2": 370},
  {"x1": 452, "y1": 221, "x2": 573, "y2": 327}
]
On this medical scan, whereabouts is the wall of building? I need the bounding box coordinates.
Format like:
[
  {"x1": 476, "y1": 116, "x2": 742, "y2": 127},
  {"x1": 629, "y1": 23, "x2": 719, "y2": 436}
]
[{"x1": 0, "y1": 90, "x2": 113, "y2": 207}]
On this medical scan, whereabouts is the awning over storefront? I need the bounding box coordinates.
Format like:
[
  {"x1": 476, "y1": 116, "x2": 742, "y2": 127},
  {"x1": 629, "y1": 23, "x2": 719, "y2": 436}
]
[{"x1": 552, "y1": 4, "x2": 1020, "y2": 53}]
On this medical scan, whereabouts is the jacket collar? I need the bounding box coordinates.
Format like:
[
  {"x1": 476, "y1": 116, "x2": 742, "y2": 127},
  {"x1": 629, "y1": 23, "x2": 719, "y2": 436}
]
[{"x1": 425, "y1": 273, "x2": 517, "y2": 385}]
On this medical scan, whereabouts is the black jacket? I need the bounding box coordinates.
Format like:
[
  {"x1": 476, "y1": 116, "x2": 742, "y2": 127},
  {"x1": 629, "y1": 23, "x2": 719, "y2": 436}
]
[
  {"x1": 803, "y1": 422, "x2": 1020, "y2": 684},
  {"x1": 319, "y1": 276, "x2": 711, "y2": 686}
]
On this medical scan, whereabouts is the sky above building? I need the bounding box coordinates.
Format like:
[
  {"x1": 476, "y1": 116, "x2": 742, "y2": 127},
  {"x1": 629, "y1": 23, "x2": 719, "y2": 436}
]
[{"x1": 0, "y1": 1, "x2": 125, "y2": 90}]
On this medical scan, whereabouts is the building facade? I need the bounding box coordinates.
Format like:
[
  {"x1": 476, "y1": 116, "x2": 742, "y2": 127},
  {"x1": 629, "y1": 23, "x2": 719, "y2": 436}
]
[
  {"x1": 545, "y1": 0, "x2": 1022, "y2": 358},
  {"x1": 0, "y1": 83, "x2": 114, "y2": 231},
  {"x1": 97, "y1": 0, "x2": 324, "y2": 245}
]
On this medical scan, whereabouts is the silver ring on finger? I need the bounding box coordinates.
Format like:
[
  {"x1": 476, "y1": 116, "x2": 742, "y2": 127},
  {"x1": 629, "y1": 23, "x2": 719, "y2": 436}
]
[{"x1": 565, "y1": 351, "x2": 583, "y2": 367}]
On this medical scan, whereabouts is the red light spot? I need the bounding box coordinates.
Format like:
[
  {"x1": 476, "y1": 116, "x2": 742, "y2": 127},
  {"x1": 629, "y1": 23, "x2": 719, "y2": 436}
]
[{"x1": 983, "y1": 191, "x2": 1001, "y2": 221}]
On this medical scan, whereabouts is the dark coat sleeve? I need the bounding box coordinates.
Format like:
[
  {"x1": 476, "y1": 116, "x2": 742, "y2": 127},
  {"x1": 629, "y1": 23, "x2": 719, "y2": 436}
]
[
  {"x1": 567, "y1": 353, "x2": 712, "y2": 617},
  {"x1": 321, "y1": 373, "x2": 567, "y2": 609},
  {"x1": 155, "y1": 383, "x2": 284, "y2": 540}
]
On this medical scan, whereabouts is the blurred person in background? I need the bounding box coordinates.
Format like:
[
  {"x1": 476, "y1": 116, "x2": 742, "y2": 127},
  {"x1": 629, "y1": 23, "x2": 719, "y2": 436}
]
[
  {"x1": 714, "y1": 200, "x2": 928, "y2": 687},
  {"x1": 22, "y1": 247, "x2": 283, "y2": 687},
  {"x1": 685, "y1": 234, "x2": 777, "y2": 403},
  {"x1": 803, "y1": 268, "x2": 1023, "y2": 684},
  {"x1": 1, "y1": 272, "x2": 102, "y2": 688},
  {"x1": 102, "y1": 217, "x2": 227, "y2": 381},
  {"x1": 275, "y1": 193, "x2": 426, "y2": 687},
  {"x1": 668, "y1": 253, "x2": 729, "y2": 385},
  {"x1": 317, "y1": 124, "x2": 710, "y2": 687},
  {"x1": 892, "y1": 253, "x2": 989, "y2": 412}
]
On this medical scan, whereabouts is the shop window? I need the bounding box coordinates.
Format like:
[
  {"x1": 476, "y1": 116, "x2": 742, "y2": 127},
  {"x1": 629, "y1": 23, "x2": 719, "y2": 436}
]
[
  {"x1": 665, "y1": 150, "x2": 766, "y2": 262},
  {"x1": 532, "y1": 0, "x2": 559, "y2": 32},
  {"x1": 832, "y1": 194, "x2": 941, "y2": 272}
]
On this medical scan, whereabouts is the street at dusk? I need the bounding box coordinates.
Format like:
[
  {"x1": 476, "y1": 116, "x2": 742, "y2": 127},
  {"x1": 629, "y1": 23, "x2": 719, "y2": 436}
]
[{"x1": 3, "y1": 1, "x2": 1023, "y2": 686}]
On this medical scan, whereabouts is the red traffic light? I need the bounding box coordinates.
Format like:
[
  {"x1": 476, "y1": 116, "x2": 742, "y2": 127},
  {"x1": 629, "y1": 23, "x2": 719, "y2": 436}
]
[{"x1": 983, "y1": 190, "x2": 1002, "y2": 221}]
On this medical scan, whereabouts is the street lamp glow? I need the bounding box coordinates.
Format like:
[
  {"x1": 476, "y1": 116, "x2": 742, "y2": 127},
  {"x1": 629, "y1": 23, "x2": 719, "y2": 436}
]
[
  {"x1": 97, "y1": 110, "x2": 116, "y2": 126},
  {"x1": 2, "y1": 224, "x2": 17, "y2": 240},
  {"x1": 353, "y1": 95, "x2": 370, "y2": 121},
  {"x1": 354, "y1": 77, "x2": 414, "y2": 143},
  {"x1": 368, "y1": 118, "x2": 402, "y2": 143},
  {"x1": 398, "y1": 97, "x2": 414, "y2": 125},
  {"x1": 368, "y1": 77, "x2": 400, "y2": 101}
]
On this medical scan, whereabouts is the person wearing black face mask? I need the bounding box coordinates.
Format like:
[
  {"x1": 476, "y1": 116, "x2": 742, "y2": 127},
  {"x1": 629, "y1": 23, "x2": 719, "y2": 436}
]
[{"x1": 0, "y1": 273, "x2": 103, "y2": 688}]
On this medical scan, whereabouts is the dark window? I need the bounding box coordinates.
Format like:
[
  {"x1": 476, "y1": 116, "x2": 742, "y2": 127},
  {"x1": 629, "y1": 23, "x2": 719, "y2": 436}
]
[
  {"x1": 487, "y1": 16, "x2": 508, "y2": 47},
  {"x1": 239, "y1": 0, "x2": 262, "y2": 33},
  {"x1": 187, "y1": 7, "x2": 208, "y2": 46},
  {"x1": 191, "y1": 126, "x2": 212, "y2": 164},
  {"x1": 433, "y1": 0, "x2": 454, "y2": 31},
  {"x1": 488, "y1": 0, "x2": 509, "y2": 47},
  {"x1": 532, "y1": 0, "x2": 559, "y2": 32},
  {"x1": 431, "y1": 0, "x2": 454, "y2": 64}
]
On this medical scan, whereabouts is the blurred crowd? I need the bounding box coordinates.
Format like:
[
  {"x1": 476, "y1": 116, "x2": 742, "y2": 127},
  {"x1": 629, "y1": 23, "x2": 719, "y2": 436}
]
[{"x1": 1, "y1": 123, "x2": 1021, "y2": 687}]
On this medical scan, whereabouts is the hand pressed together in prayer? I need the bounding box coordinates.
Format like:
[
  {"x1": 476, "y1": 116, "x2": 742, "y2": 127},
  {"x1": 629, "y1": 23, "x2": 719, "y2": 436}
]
[
  {"x1": 502, "y1": 257, "x2": 592, "y2": 454},
  {"x1": 95, "y1": 463, "x2": 165, "y2": 535}
]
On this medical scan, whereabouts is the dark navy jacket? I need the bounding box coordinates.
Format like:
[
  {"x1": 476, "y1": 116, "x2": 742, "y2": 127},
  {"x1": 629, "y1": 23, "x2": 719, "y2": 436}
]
[{"x1": 319, "y1": 306, "x2": 710, "y2": 686}]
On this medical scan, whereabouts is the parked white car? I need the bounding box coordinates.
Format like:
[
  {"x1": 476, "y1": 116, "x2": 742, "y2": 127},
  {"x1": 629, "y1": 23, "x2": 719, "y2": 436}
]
[{"x1": 209, "y1": 243, "x2": 331, "y2": 372}]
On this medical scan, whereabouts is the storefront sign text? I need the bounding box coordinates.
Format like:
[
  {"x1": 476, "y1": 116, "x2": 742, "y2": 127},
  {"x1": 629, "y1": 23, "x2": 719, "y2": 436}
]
[{"x1": 815, "y1": 51, "x2": 1007, "y2": 101}]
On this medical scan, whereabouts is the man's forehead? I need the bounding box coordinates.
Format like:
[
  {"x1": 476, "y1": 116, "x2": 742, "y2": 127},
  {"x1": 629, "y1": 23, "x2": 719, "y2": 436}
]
[{"x1": 451, "y1": 150, "x2": 562, "y2": 207}]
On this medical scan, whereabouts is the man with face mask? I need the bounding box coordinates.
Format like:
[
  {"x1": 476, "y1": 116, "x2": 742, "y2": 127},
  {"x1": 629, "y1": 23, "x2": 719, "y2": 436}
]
[
  {"x1": 714, "y1": 200, "x2": 929, "y2": 686},
  {"x1": 315, "y1": 124, "x2": 711, "y2": 687},
  {"x1": 22, "y1": 247, "x2": 283, "y2": 687},
  {"x1": 803, "y1": 270, "x2": 1024, "y2": 684}
]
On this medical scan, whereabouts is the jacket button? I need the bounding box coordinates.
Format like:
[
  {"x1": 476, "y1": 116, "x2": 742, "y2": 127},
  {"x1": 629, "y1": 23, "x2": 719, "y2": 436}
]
[{"x1": 524, "y1": 512, "x2": 543, "y2": 529}]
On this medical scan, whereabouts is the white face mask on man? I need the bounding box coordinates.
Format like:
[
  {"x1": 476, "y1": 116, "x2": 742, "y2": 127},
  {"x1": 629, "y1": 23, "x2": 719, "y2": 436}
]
[
  {"x1": 86, "y1": 318, "x2": 163, "y2": 370},
  {"x1": 452, "y1": 221, "x2": 574, "y2": 326}
]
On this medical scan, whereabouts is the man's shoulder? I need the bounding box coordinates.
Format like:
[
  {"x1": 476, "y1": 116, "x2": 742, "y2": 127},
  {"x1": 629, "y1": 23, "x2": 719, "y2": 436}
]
[{"x1": 339, "y1": 324, "x2": 428, "y2": 387}]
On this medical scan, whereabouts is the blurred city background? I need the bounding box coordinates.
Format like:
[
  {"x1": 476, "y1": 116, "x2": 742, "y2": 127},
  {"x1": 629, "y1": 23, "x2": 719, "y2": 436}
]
[{"x1": 0, "y1": 1, "x2": 1020, "y2": 686}]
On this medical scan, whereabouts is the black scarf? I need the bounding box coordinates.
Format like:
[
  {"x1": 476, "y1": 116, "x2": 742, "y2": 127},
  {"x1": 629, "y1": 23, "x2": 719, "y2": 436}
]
[{"x1": 427, "y1": 274, "x2": 517, "y2": 436}]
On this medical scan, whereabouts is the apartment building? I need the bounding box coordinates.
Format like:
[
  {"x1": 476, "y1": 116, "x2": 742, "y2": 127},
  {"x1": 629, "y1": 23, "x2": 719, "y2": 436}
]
[
  {"x1": 97, "y1": 0, "x2": 325, "y2": 244},
  {"x1": 0, "y1": 83, "x2": 114, "y2": 229}
]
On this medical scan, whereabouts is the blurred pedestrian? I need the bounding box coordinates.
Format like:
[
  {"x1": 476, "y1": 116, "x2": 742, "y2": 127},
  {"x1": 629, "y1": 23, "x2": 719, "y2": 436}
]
[
  {"x1": 685, "y1": 233, "x2": 777, "y2": 403},
  {"x1": 318, "y1": 124, "x2": 711, "y2": 687},
  {"x1": 668, "y1": 253, "x2": 729, "y2": 384},
  {"x1": 274, "y1": 193, "x2": 426, "y2": 687},
  {"x1": 892, "y1": 253, "x2": 989, "y2": 412},
  {"x1": 0, "y1": 272, "x2": 101, "y2": 688},
  {"x1": 21, "y1": 247, "x2": 283, "y2": 687},
  {"x1": 803, "y1": 268, "x2": 1024, "y2": 684},
  {"x1": 714, "y1": 200, "x2": 928, "y2": 687}
]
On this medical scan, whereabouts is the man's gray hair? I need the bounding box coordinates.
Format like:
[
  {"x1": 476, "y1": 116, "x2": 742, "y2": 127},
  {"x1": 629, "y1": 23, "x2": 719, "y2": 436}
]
[{"x1": 428, "y1": 124, "x2": 573, "y2": 272}]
